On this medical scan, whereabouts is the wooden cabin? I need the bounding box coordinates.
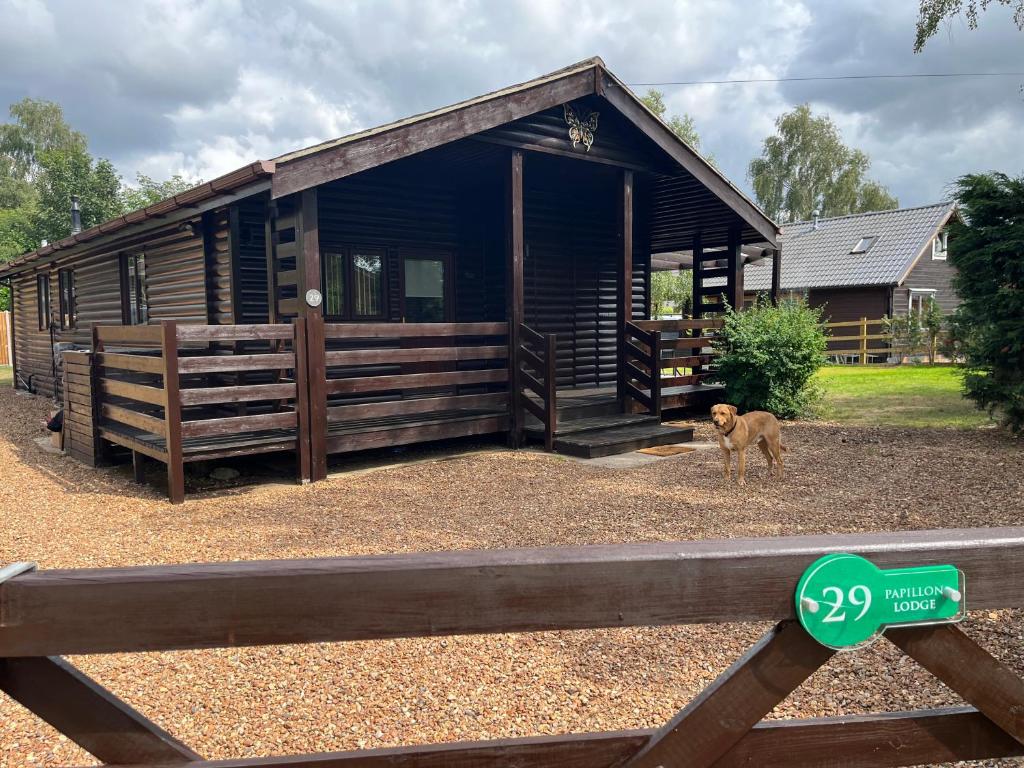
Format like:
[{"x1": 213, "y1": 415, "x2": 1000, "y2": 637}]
[{"x1": 0, "y1": 58, "x2": 780, "y2": 501}]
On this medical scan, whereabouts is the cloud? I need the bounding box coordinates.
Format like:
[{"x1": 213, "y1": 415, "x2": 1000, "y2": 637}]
[{"x1": 0, "y1": 0, "x2": 1020, "y2": 205}]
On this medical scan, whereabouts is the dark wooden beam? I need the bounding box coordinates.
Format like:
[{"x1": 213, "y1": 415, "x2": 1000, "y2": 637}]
[
  {"x1": 66, "y1": 708, "x2": 1024, "y2": 768},
  {"x1": 2, "y1": 527, "x2": 1024, "y2": 657},
  {"x1": 297, "y1": 188, "x2": 321, "y2": 319},
  {"x1": 160, "y1": 321, "x2": 184, "y2": 505},
  {"x1": 726, "y1": 223, "x2": 744, "y2": 311},
  {"x1": 468, "y1": 135, "x2": 659, "y2": 174},
  {"x1": 0, "y1": 655, "x2": 201, "y2": 764},
  {"x1": 507, "y1": 149, "x2": 525, "y2": 447},
  {"x1": 770, "y1": 247, "x2": 781, "y2": 306},
  {"x1": 617, "y1": 169, "x2": 634, "y2": 410},
  {"x1": 624, "y1": 621, "x2": 834, "y2": 767},
  {"x1": 888, "y1": 624, "x2": 1024, "y2": 746},
  {"x1": 272, "y1": 70, "x2": 596, "y2": 199}
]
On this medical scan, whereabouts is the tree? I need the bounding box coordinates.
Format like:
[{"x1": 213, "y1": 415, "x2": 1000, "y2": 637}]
[
  {"x1": 921, "y1": 297, "x2": 945, "y2": 364},
  {"x1": 121, "y1": 173, "x2": 198, "y2": 212},
  {"x1": 915, "y1": 0, "x2": 1024, "y2": 52},
  {"x1": 883, "y1": 311, "x2": 926, "y2": 363},
  {"x1": 650, "y1": 270, "x2": 693, "y2": 318},
  {"x1": 33, "y1": 149, "x2": 123, "y2": 243},
  {"x1": 947, "y1": 171, "x2": 1024, "y2": 433},
  {"x1": 0, "y1": 99, "x2": 86, "y2": 209},
  {"x1": 748, "y1": 105, "x2": 898, "y2": 223},
  {"x1": 639, "y1": 89, "x2": 716, "y2": 167}
]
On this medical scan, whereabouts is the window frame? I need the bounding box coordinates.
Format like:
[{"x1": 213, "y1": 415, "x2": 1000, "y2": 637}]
[
  {"x1": 58, "y1": 267, "x2": 76, "y2": 330},
  {"x1": 36, "y1": 274, "x2": 51, "y2": 331},
  {"x1": 120, "y1": 252, "x2": 149, "y2": 326},
  {"x1": 931, "y1": 231, "x2": 948, "y2": 260},
  {"x1": 320, "y1": 244, "x2": 388, "y2": 321},
  {"x1": 850, "y1": 236, "x2": 878, "y2": 254}
]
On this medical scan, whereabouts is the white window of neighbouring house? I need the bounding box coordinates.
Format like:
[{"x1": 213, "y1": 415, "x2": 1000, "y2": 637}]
[
  {"x1": 850, "y1": 236, "x2": 877, "y2": 254},
  {"x1": 908, "y1": 289, "x2": 936, "y2": 317},
  {"x1": 932, "y1": 230, "x2": 948, "y2": 260}
]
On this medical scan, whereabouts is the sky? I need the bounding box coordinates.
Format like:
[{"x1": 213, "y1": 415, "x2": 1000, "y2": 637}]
[{"x1": 0, "y1": 0, "x2": 1021, "y2": 210}]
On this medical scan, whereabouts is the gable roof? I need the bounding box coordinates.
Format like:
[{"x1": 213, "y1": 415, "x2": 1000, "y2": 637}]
[
  {"x1": 744, "y1": 202, "x2": 956, "y2": 291},
  {"x1": 1, "y1": 57, "x2": 777, "y2": 279}
]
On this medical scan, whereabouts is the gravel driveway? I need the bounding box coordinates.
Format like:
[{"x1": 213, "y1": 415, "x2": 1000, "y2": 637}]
[{"x1": 1, "y1": 385, "x2": 1022, "y2": 767}]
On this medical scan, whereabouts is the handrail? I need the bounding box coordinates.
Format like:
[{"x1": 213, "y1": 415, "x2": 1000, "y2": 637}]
[
  {"x1": 518, "y1": 322, "x2": 557, "y2": 451},
  {"x1": 623, "y1": 321, "x2": 661, "y2": 417}
]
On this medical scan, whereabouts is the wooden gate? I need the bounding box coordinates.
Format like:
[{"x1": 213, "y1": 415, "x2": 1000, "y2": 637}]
[
  {"x1": 0, "y1": 310, "x2": 10, "y2": 366},
  {"x1": 2, "y1": 527, "x2": 1024, "y2": 766}
]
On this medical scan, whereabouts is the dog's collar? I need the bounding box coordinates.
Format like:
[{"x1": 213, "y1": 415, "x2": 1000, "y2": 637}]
[{"x1": 720, "y1": 419, "x2": 738, "y2": 437}]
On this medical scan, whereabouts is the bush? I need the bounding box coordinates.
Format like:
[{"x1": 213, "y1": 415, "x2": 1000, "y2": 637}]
[
  {"x1": 882, "y1": 310, "x2": 925, "y2": 363},
  {"x1": 711, "y1": 298, "x2": 828, "y2": 418},
  {"x1": 948, "y1": 172, "x2": 1024, "y2": 433}
]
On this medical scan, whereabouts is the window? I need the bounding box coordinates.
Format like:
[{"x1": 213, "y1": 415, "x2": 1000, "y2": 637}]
[
  {"x1": 932, "y1": 230, "x2": 948, "y2": 260},
  {"x1": 120, "y1": 253, "x2": 148, "y2": 325},
  {"x1": 403, "y1": 255, "x2": 447, "y2": 322},
  {"x1": 36, "y1": 274, "x2": 51, "y2": 331},
  {"x1": 908, "y1": 289, "x2": 936, "y2": 321},
  {"x1": 58, "y1": 268, "x2": 76, "y2": 329},
  {"x1": 321, "y1": 246, "x2": 385, "y2": 320},
  {"x1": 850, "y1": 236, "x2": 877, "y2": 254}
]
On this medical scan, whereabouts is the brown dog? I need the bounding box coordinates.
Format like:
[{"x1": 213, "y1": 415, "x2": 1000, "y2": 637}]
[{"x1": 710, "y1": 404, "x2": 786, "y2": 485}]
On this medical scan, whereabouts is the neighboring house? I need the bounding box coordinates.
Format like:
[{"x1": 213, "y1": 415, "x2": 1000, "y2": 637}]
[{"x1": 744, "y1": 202, "x2": 959, "y2": 322}]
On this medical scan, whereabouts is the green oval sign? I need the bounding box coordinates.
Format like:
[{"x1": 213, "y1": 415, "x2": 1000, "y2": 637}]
[{"x1": 795, "y1": 553, "x2": 965, "y2": 649}]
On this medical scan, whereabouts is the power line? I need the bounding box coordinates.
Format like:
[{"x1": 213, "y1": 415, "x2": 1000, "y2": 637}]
[{"x1": 622, "y1": 72, "x2": 1024, "y2": 86}]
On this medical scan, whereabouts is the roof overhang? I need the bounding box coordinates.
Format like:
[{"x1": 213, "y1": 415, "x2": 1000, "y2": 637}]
[{"x1": 0, "y1": 161, "x2": 274, "y2": 280}]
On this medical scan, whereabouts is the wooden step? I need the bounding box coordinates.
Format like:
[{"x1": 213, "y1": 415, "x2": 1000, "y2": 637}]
[
  {"x1": 553, "y1": 423, "x2": 695, "y2": 459},
  {"x1": 524, "y1": 412, "x2": 657, "y2": 440}
]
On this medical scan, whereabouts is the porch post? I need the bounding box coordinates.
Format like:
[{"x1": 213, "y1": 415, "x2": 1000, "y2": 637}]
[
  {"x1": 726, "y1": 223, "x2": 744, "y2": 311},
  {"x1": 298, "y1": 188, "x2": 327, "y2": 480},
  {"x1": 617, "y1": 170, "x2": 634, "y2": 410},
  {"x1": 691, "y1": 232, "x2": 703, "y2": 319},
  {"x1": 506, "y1": 150, "x2": 525, "y2": 447},
  {"x1": 770, "y1": 247, "x2": 781, "y2": 306}
]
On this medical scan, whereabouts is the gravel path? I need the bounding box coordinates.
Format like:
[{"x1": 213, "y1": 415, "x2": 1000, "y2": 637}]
[{"x1": 1, "y1": 385, "x2": 1022, "y2": 767}]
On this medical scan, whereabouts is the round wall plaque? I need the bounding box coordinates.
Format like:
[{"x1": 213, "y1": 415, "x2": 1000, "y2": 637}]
[{"x1": 305, "y1": 289, "x2": 323, "y2": 308}]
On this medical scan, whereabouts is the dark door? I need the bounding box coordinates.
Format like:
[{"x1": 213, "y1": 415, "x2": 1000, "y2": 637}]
[{"x1": 401, "y1": 250, "x2": 452, "y2": 322}]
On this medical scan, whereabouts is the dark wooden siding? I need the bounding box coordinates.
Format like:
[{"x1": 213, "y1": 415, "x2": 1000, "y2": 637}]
[
  {"x1": 893, "y1": 243, "x2": 960, "y2": 315},
  {"x1": 11, "y1": 274, "x2": 56, "y2": 397},
  {"x1": 809, "y1": 286, "x2": 890, "y2": 353},
  {"x1": 523, "y1": 153, "x2": 642, "y2": 388},
  {"x1": 206, "y1": 209, "x2": 233, "y2": 324},
  {"x1": 235, "y1": 196, "x2": 270, "y2": 324},
  {"x1": 144, "y1": 227, "x2": 208, "y2": 324}
]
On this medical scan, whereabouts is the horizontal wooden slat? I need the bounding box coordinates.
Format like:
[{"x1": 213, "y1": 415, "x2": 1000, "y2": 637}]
[
  {"x1": 66, "y1": 706, "x2": 1024, "y2": 768},
  {"x1": 520, "y1": 394, "x2": 546, "y2": 422},
  {"x1": 178, "y1": 353, "x2": 295, "y2": 374},
  {"x1": 824, "y1": 319, "x2": 887, "y2": 328},
  {"x1": 325, "y1": 322, "x2": 507, "y2": 339},
  {"x1": 64, "y1": 372, "x2": 92, "y2": 386},
  {"x1": 663, "y1": 336, "x2": 718, "y2": 351},
  {"x1": 175, "y1": 324, "x2": 294, "y2": 342},
  {"x1": 518, "y1": 345, "x2": 546, "y2": 374},
  {"x1": 278, "y1": 298, "x2": 298, "y2": 315},
  {"x1": 100, "y1": 404, "x2": 166, "y2": 437},
  {"x1": 327, "y1": 393, "x2": 507, "y2": 423},
  {"x1": 634, "y1": 318, "x2": 724, "y2": 332},
  {"x1": 325, "y1": 346, "x2": 506, "y2": 366},
  {"x1": 180, "y1": 412, "x2": 297, "y2": 439},
  {"x1": 95, "y1": 352, "x2": 165, "y2": 375},
  {"x1": 325, "y1": 368, "x2": 507, "y2": 395},
  {"x1": 179, "y1": 383, "x2": 297, "y2": 406},
  {"x1": 661, "y1": 355, "x2": 716, "y2": 368},
  {"x1": 98, "y1": 429, "x2": 168, "y2": 462},
  {"x1": 99, "y1": 378, "x2": 166, "y2": 407},
  {"x1": 3, "y1": 527, "x2": 1023, "y2": 657},
  {"x1": 624, "y1": 362, "x2": 652, "y2": 388},
  {"x1": 94, "y1": 325, "x2": 164, "y2": 343},
  {"x1": 325, "y1": 415, "x2": 507, "y2": 454}
]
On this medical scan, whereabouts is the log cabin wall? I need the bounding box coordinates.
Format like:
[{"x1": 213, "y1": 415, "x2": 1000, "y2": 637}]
[
  {"x1": 9, "y1": 219, "x2": 216, "y2": 397},
  {"x1": 234, "y1": 196, "x2": 271, "y2": 324}
]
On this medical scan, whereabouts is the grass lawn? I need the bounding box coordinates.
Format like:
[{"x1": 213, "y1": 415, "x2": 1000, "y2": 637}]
[{"x1": 816, "y1": 364, "x2": 990, "y2": 429}]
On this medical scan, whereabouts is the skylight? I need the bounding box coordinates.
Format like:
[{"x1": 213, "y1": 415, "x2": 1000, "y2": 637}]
[{"x1": 851, "y1": 236, "x2": 877, "y2": 254}]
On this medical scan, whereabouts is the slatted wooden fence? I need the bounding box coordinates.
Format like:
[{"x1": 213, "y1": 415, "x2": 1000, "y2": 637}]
[
  {"x1": 2, "y1": 527, "x2": 1024, "y2": 766},
  {"x1": 0, "y1": 310, "x2": 10, "y2": 366},
  {"x1": 823, "y1": 317, "x2": 890, "y2": 363},
  {"x1": 517, "y1": 322, "x2": 557, "y2": 450},
  {"x1": 90, "y1": 322, "x2": 306, "y2": 503}
]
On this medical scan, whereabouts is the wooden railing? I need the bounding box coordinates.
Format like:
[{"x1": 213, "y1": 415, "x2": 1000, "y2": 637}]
[
  {"x1": 316, "y1": 319, "x2": 510, "y2": 471},
  {"x1": 622, "y1": 321, "x2": 661, "y2": 416},
  {"x1": 634, "y1": 317, "x2": 723, "y2": 383},
  {"x1": 823, "y1": 317, "x2": 890, "y2": 364},
  {"x1": 518, "y1": 323, "x2": 557, "y2": 451},
  {"x1": 3, "y1": 527, "x2": 1024, "y2": 766},
  {"x1": 90, "y1": 321, "x2": 306, "y2": 503}
]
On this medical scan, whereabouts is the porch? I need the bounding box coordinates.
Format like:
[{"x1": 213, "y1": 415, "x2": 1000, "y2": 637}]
[{"x1": 68, "y1": 312, "x2": 725, "y2": 502}]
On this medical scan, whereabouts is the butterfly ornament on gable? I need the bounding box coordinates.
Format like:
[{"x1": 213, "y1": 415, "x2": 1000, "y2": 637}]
[{"x1": 563, "y1": 103, "x2": 599, "y2": 151}]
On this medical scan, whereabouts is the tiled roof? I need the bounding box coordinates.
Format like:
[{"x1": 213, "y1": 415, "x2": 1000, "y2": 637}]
[{"x1": 745, "y1": 202, "x2": 955, "y2": 291}]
